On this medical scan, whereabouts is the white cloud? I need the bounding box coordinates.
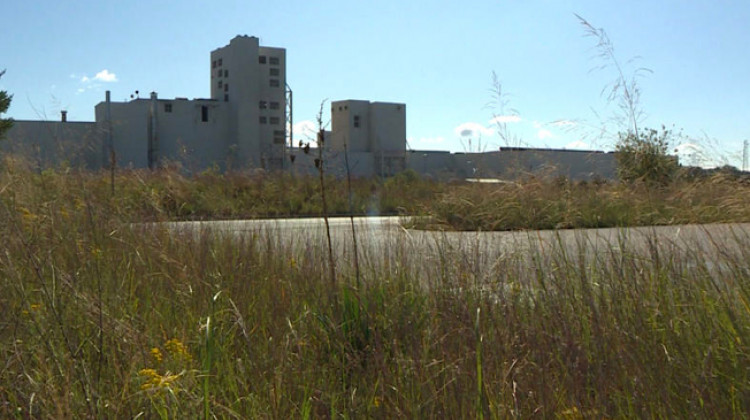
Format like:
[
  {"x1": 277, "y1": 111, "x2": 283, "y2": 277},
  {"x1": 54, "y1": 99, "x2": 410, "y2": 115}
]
[
  {"x1": 537, "y1": 129, "x2": 554, "y2": 140},
  {"x1": 674, "y1": 142, "x2": 711, "y2": 166},
  {"x1": 488, "y1": 115, "x2": 521, "y2": 124},
  {"x1": 290, "y1": 120, "x2": 317, "y2": 143},
  {"x1": 454, "y1": 122, "x2": 494, "y2": 138},
  {"x1": 673, "y1": 143, "x2": 703, "y2": 154},
  {"x1": 565, "y1": 140, "x2": 590, "y2": 149},
  {"x1": 93, "y1": 69, "x2": 118, "y2": 82},
  {"x1": 80, "y1": 69, "x2": 118, "y2": 84}
]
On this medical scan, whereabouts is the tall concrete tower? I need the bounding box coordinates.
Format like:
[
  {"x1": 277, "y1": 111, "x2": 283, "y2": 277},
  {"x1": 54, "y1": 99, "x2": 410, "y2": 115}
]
[{"x1": 210, "y1": 35, "x2": 287, "y2": 168}]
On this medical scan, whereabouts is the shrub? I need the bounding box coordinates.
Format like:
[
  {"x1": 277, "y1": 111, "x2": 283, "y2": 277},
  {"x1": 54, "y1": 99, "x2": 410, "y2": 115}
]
[{"x1": 615, "y1": 126, "x2": 678, "y2": 185}]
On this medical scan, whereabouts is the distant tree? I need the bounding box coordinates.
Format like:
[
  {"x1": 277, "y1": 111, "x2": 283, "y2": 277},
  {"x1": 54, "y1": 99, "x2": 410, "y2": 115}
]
[
  {"x1": 615, "y1": 125, "x2": 678, "y2": 185},
  {"x1": 0, "y1": 69, "x2": 13, "y2": 139}
]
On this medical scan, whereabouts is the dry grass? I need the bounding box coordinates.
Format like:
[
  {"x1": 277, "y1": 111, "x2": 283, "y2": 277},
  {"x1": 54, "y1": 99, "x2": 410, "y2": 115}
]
[
  {"x1": 419, "y1": 174, "x2": 750, "y2": 231},
  {"x1": 2, "y1": 157, "x2": 750, "y2": 418}
]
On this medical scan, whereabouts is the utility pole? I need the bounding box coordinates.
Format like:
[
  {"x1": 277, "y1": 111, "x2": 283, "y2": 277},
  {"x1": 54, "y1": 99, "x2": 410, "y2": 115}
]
[
  {"x1": 743, "y1": 139, "x2": 748, "y2": 172},
  {"x1": 285, "y1": 83, "x2": 293, "y2": 170}
]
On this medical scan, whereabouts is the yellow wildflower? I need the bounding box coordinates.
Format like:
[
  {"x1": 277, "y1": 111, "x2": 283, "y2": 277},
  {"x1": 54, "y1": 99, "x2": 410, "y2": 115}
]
[
  {"x1": 150, "y1": 347, "x2": 163, "y2": 363},
  {"x1": 165, "y1": 338, "x2": 191, "y2": 361},
  {"x1": 138, "y1": 368, "x2": 181, "y2": 392},
  {"x1": 138, "y1": 368, "x2": 161, "y2": 390}
]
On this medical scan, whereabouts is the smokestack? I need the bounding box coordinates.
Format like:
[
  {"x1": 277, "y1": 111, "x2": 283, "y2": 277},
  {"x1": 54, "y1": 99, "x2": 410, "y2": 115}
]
[{"x1": 61, "y1": 110, "x2": 67, "y2": 122}]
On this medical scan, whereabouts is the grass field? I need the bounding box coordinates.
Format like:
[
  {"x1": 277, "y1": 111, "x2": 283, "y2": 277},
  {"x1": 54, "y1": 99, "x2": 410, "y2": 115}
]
[{"x1": 2, "y1": 159, "x2": 750, "y2": 418}]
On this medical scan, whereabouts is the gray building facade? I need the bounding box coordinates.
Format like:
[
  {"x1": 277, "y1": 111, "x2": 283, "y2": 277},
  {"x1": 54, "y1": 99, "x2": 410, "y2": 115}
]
[{"x1": 2, "y1": 35, "x2": 617, "y2": 180}]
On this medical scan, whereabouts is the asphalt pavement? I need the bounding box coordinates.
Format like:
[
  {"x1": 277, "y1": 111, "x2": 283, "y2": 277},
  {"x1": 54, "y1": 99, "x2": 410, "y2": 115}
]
[{"x1": 156, "y1": 217, "x2": 750, "y2": 283}]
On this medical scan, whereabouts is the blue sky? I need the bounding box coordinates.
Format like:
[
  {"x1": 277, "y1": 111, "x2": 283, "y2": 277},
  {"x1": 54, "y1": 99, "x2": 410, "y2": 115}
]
[{"x1": 2, "y1": 1, "x2": 749, "y2": 167}]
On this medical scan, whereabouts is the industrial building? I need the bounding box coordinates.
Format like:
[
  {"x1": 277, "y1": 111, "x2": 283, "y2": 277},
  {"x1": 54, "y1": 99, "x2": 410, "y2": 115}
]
[{"x1": 2, "y1": 35, "x2": 616, "y2": 180}]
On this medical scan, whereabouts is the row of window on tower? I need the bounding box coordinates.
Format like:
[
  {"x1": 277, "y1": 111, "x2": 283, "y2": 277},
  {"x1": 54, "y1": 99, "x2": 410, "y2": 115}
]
[
  {"x1": 259, "y1": 116, "x2": 281, "y2": 125},
  {"x1": 259, "y1": 101, "x2": 280, "y2": 110},
  {"x1": 211, "y1": 56, "x2": 280, "y2": 68},
  {"x1": 258, "y1": 56, "x2": 280, "y2": 65}
]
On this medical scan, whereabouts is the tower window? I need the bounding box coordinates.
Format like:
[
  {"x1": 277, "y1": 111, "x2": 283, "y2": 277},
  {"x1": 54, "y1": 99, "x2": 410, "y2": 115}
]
[
  {"x1": 164, "y1": 103, "x2": 172, "y2": 113},
  {"x1": 218, "y1": 80, "x2": 223, "y2": 88},
  {"x1": 270, "y1": 79, "x2": 279, "y2": 87},
  {"x1": 224, "y1": 70, "x2": 228, "y2": 77},
  {"x1": 353, "y1": 115, "x2": 360, "y2": 128},
  {"x1": 269, "y1": 57, "x2": 279, "y2": 65},
  {"x1": 218, "y1": 58, "x2": 223, "y2": 66},
  {"x1": 259, "y1": 100, "x2": 267, "y2": 109},
  {"x1": 259, "y1": 56, "x2": 267, "y2": 64},
  {"x1": 212, "y1": 60, "x2": 216, "y2": 69},
  {"x1": 270, "y1": 101, "x2": 280, "y2": 110},
  {"x1": 224, "y1": 94, "x2": 229, "y2": 102},
  {"x1": 224, "y1": 84, "x2": 229, "y2": 92},
  {"x1": 201, "y1": 105, "x2": 208, "y2": 122},
  {"x1": 269, "y1": 68, "x2": 279, "y2": 76},
  {"x1": 259, "y1": 116, "x2": 267, "y2": 124},
  {"x1": 270, "y1": 117, "x2": 280, "y2": 125}
]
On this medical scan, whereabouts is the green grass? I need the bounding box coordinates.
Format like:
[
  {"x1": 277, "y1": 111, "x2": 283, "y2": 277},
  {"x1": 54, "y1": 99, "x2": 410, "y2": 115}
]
[{"x1": 2, "y1": 157, "x2": 750, "y2": 418}]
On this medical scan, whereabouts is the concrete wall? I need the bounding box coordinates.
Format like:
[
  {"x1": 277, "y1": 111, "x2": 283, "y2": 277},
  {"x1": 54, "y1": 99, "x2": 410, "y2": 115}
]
[
  {"x1": 152, "y1": 98, "x2": 231, "y2": 170},
  {"x1": 94, "y1": 96, "x2": 233, "y2": 170},
  {"x1": 2, "y1": 120, "x2": 100, "y2": 168},
  {"x1": 330, "y1": 100, "x2": 371, "y2": 153},
  {"x1": 285, "y1": 147, "x2": 376, "y2": 178},
  {"x1": 95, "y1": 100, "x2": 149, "y2": 168},
  {"x1": 406, "y1": 150, "x2": 457, "y2": 178},
  {"x1": 329, "y1": 100, "x2": 407, "y2": 177},
  {"x1": 409, "y1": 148, "x2": 616, "y2": 181},
  {"x1": 3, "y1": 118, "x2": 618, "y2": 181},
  {"x1": 369, "y1": 102, "x2": 406, "y2": 152}
]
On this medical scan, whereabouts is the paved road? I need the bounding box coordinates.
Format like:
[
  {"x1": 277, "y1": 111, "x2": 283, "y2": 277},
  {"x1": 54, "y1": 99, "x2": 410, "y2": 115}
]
[{"x1": 160, "y1": 217, "x2": 750, "y2": 282}]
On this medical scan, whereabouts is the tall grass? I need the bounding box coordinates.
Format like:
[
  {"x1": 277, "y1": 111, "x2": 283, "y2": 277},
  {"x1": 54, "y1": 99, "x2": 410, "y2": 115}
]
[
  {"x1": 2, "y1": 158, "x2": 750, "y2": 417},
  {"x1": 76, "y1": 165, "x2": 436, "y2": 221},
  {"x1": 421, "y1": 174, "x2": 750, "y2": 231}
]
